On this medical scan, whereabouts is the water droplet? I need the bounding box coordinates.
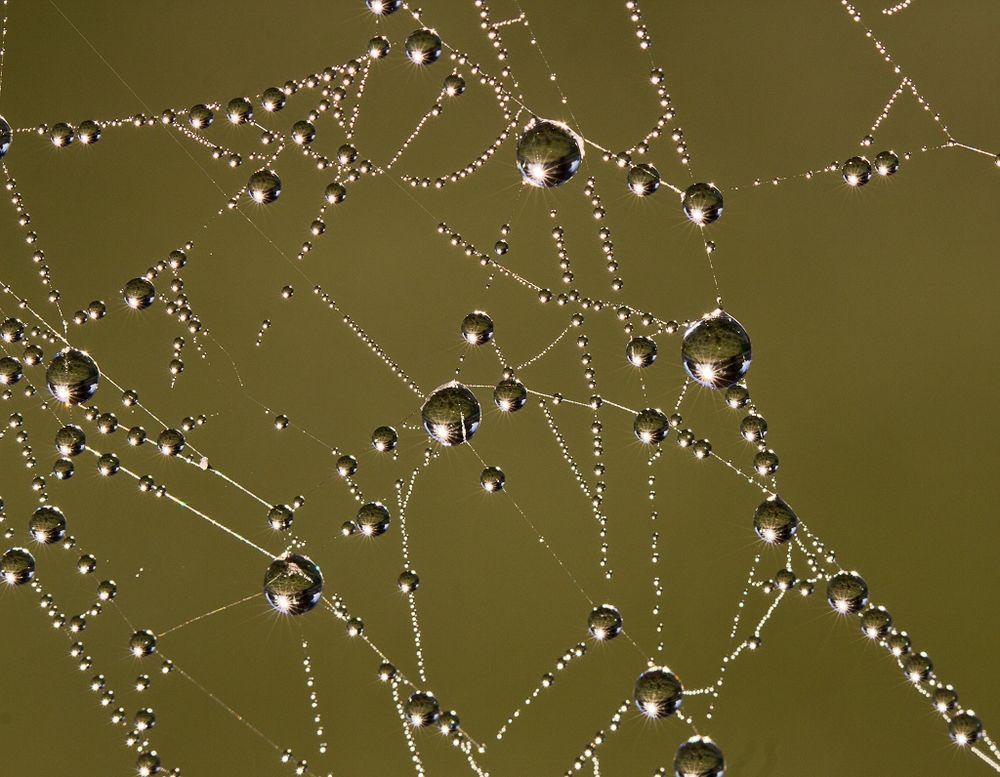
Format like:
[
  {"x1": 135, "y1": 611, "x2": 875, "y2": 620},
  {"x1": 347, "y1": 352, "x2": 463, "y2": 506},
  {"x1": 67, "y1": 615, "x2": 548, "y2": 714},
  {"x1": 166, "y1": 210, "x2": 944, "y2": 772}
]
[
  {"x1": 1, "y1": 547, "x2": 35, "y2": 585},
  {"x1": 634, "y1": 408, "x2": 669, "y2": 444},
  {"x1": 356, "y1": 502, "x2": 391, "y2": 537},
  {"x1": 681, "y1": 310, "x2": 751, "y2": 389},
  {"x1": 263, "y1": 554, "x2": 323, "y2": 615},
  {"x1": 627, "y1": 163, "x2": 660, "y2": 196},
  {"x1": 674, "y1": 735, "x2": 725, "y2": 777},
  {"x1": 633, "y1": 666, "x2": 683, "y2": 718},
  {"x1": 123, "y1": 277, "x2": 155, "y2": 310},
  {"x1": 752, "y1": 495, "x2": 798, "y2": 545},
  {"x1": 405, "y1": 29, "x2": 443, "y2": 65},
  {"x1": 129, "y1": 629, "x2": 157, "y2": 657},
  {"x1": 587, "y1": 604, "x2": 622, "y2": 640},
  {"x1": 516, "y1": 118, "x2": 583, "y2": 188},
  {"x1": 461, "y1": 311, "x2": 494, "y2": 345},
  {"x1": 681, "y1": 183, "x2": 723, "y2": 225},
  {"x1": 826, "y1": 571, "x2": 869, "y2": 614},
  {"x1": 874, "y1": 150, "x2": 899, "y2": 176},
  {"x1": 842, "y1": 156, "x2": 872, "y2": 187},
  {"x1": 421, "y1": 382, "x2": 481, "y2": 446},
  {"x1": 404, "y1": 691, "x2": 441, "y2": 727},
  {"x1": 494, "y1": 379, "x2": 527, "y2": 412},
  {"x1": 625, "y1": 336, "x2": 657, "y2": 367},
  {"x1": 247, "y1": 169, "x2": 281, "y2": 205},
  {"x1": 46, "y1": 348, "x2": 100, "y2": 405},
  {"x1": 30, "y1": 505, "x2": 66, "y2": 544}
]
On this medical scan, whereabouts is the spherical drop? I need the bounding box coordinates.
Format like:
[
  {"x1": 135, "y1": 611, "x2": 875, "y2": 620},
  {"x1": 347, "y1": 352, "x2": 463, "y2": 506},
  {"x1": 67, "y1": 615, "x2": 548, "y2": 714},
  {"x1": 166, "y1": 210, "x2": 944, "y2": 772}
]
[
  {"x1": 626, "y1": 336, "x2": 657, "y2": 368},
  {"x1": 516, "y1": 118, "x2": 583, "y2": 188},
  {"x1": 627, "y1": 163, "x2": 660, "y2": 196},
  {"x1": 268, "y1": 504, "x2": 294, "y2": 532},
  {"x1": 261, "y1": 87, "x2": 286, "y2": 112},
  {"x1": 30, "y1": 505, "x2": 66, "y2": 544},
  {"x1": 874, "y1": 150, "x2": 899, "y2": 176},
  {"x1": 444, "y1": 74, "x2": 466, "y2": 96},
  {"x1": 826, "y1": 571, "x2": 869, "y2": 614},
  {"x1": 356, "y1": 502, "x2": 391, "y2": 537},
  {"x1": 371, "y1": 426, "x2": 398, "y2": 452},
  {"x1": 291, "y1": 120, "x2": 316, "y2": 145},
  {"x1": 263, "y1": 553, "x2": 323, "y2": 615},
  {"x1": 136, "y1": 751, "x2": 160, "y2": 776},
  {"x1": 53, "y1": 458, "x2": 74, "y2": 480},
  {"x1": 404, "y1": 691, "x2": 440, "y2": 727},
  {"x1": 0, "y1": 317, "x2": 24, "y2": 342},
  {"x1": 461, "y1": 311, "x2": 494, "y2": 345},
  {"x1": 634, "y1": 408, "x2": 669, "y2": 445},
  {"x1": 336, "y1": 455, "x2": 358, "y2": 477},
  {"x1": 681, "y1": 183, "x2": 723, "y2": 225},
  {"x1": 634, "y1": 666, "x2": 684, "y2": 718},
  {"x1": 932, "y1": 685, "x2": 959, "y2": 713},
  {"x1": 739, "y1": 414, "x2": 767, "y2": 442},
  {"x1": 188, "y1": 104, "x2": 213, "y2": 129},
  {"x1": 397, "y1": 570, "x2": 420, "y2": 593},
  {"x1": 129, "y1": 629, "x2": 157, "y2": 657},
  {"x1": 226, "y1": 97, "x2": 253, "y2": 125},
  {"x1": 753, "y1": 495, "x2": 798, "y2": 544},
  {"x1": 97, "y1": 580, "x2": 117, "y2": 601},
  {"x1": 0, "y1": 355, "x2": 21, "y2": 385},
  {"x1": 681, "y1": 309, "x2": 751, "y2": 389},
  {"x1": 902, "y1": 651, "x2": 933, "y2": 683},
  {"x1": 123, "y1": 277, "x2": 155, "y2": 310},
  {"x1": 860, "y1": 606, "x2": 893, "y2": 639},
  {"x1": 405, "y1": 28, "x2": 443, "y2": 65},
  {"x1": 1, "y1": 547, "x2": 35, "y2": 585},
  {"x1": 949, "y1": 712, "x2": 983, "y2": 746},
  {"x1": 480, "y1": 466, "x2": 505, "y2": 492},
  {"x1": 55, "y1": 425, "x2": 86, "y2": 456},
  {"x1": 842, "y1": 156, "x2": 872, "y2": 187},
  {"x1": 46, "y1": 347, "x2": 100, "y2": 405},
  {"x1": 674, "y1": 736, "x2": 725, "y2": 777},
  {"x1": 77, "y1": 120, "x2": 101, "y2": 145},
  {"x1": 325, "y1": 182, "x2": 347, "y2": 204},
  {"x1": 156, "y1": 429, "x2": 185, "y2": 456},
  {"x1": 494, "y1": 379, "x2": 527, "y2": 412},
  {"x1": 421, "y1": 382, "x2": 481, "y2": 446},
  {"x1": 50, "y1": 122, "x2": 75, "y2": 147},
  {"x1": 587, "y1": 604, "x2": 622, "y2": 641},
  {"x1": 134, "y1": 708, "x2": 156, "y2": 731},
  {"x1": 369, "y1": 36, "x2": 391, "y2": 59},
  {"x1": 247, "y1": 169, "x2": 281, "y2": 205},
  {"x1": 378, "y1": 662, "x2": 397, "y2": 682}
]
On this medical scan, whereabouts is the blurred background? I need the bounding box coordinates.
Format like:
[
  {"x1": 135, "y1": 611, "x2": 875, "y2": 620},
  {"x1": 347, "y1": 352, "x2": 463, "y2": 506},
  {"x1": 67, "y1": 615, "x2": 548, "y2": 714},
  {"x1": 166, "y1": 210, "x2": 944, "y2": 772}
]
[{"x1": 0, "y1": 1, "x2": 998, "y2": 775}]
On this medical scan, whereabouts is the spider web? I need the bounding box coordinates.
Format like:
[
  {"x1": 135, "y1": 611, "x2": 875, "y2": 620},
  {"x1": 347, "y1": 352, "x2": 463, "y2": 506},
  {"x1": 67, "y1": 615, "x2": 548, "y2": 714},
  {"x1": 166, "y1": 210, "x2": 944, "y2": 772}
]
[{"x1": 0, "y1": 1, "x2": 998, "y2": 775}]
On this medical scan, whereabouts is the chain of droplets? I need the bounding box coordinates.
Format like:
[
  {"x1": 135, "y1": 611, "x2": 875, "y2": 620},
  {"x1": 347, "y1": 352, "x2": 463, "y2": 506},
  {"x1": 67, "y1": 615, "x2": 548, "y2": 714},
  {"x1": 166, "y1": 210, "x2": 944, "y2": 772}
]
[
  {"x1": 618, "y1": 1, "x2": 694, "y2": 173},
  {"x1": 2, "y1": 166, "x2": 68, "y2": 330},
  {"x1": 584, "y1": 177, "x2": 626, "y2": 291},
  {"x1": 882, "y1": 0, "x2": 915, "y2": 14},
  {"x1": 298, "y1": 640, "x2": 329, "y2": 758},
  {"x1": 646, "y1": 450, "x2": 665, "y2": 653},
  {"x1": 394, "y1": 447, "x2": 437, "y2": 685},
  {"x1": 494, "y1": 642, "x2": 588, "y2": 742}
]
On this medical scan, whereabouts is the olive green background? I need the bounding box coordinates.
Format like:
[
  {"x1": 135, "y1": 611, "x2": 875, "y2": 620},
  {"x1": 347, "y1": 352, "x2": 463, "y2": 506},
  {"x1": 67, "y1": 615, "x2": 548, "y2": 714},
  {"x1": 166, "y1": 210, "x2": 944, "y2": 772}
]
[{"x1": 0, "y1": 1, "x2": 997, "y2": 775}]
